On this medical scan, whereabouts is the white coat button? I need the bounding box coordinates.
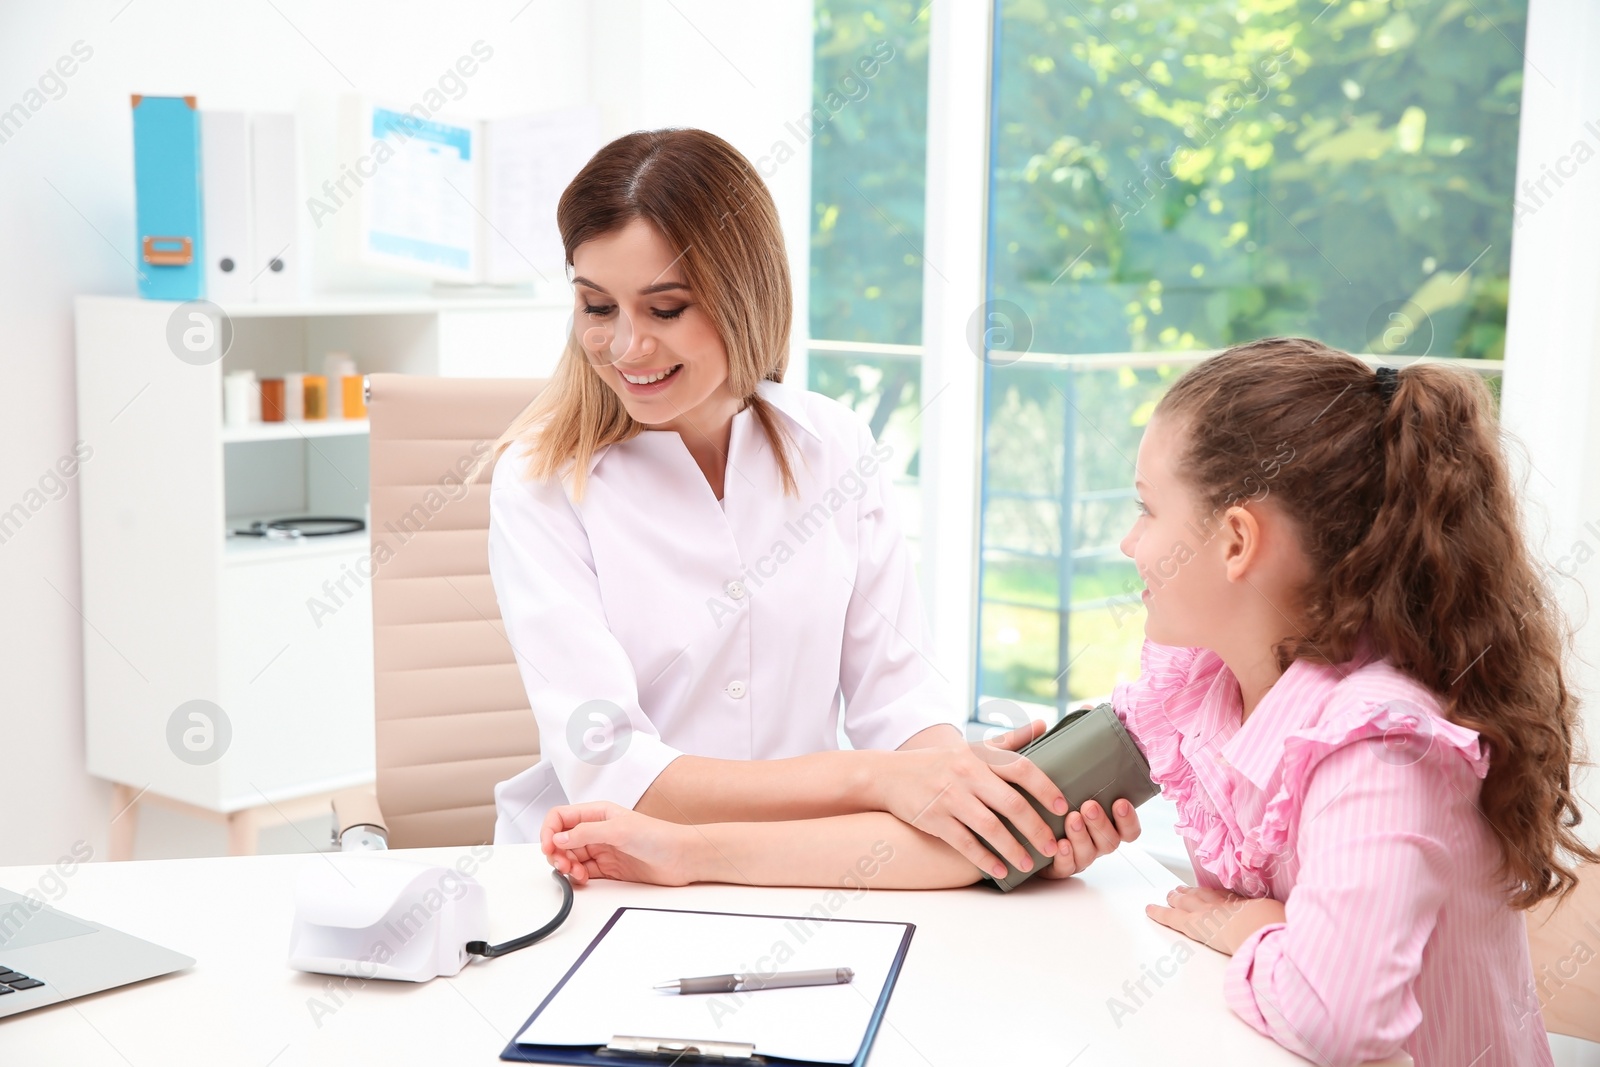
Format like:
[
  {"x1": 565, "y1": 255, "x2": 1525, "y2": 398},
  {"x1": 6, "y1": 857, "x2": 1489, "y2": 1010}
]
[
  {"x1": 726, "y1": 580, "x2": 746, "y2": 600},
  {"x1": 726, "y1": 680, "x2": 747, "y2": 699}
]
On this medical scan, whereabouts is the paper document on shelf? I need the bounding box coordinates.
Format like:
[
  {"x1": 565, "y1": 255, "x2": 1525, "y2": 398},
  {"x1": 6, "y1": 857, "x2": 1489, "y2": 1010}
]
[
  {"x1": 483, "y1": 105, "x2": 601, "y2": 282},
  {"x1": 362, "y1": 106, "x2": 479, "y2": 280},
  {"x1": 515, "y1": 908, "x2": 911, "y2": 1065}
]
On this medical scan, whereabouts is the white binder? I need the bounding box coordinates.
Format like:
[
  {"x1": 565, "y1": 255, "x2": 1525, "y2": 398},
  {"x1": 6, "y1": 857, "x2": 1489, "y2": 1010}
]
[
  {"x1": 249, "y1": 111, "x2": 303, "y2": 302},
  {"x1": 200, "y1": 110, "x2": 253, "y2": 305}
]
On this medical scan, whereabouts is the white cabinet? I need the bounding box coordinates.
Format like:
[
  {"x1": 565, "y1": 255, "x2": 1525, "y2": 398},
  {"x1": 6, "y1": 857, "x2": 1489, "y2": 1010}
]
[{"x1": 73, "y1": 293, "x2": 567, "y2": 856}]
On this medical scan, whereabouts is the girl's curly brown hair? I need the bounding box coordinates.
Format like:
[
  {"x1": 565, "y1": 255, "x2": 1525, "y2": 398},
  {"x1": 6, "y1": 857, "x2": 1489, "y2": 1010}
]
[{"x1": 1157, "y1": 336, "x2": 1597, "y2": 908}]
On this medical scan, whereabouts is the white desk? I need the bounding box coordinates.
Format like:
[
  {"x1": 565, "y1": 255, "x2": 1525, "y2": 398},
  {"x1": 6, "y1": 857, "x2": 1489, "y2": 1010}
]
[{"x1": 0, "y1": 843, "x2": 1408, "y2": 1066}]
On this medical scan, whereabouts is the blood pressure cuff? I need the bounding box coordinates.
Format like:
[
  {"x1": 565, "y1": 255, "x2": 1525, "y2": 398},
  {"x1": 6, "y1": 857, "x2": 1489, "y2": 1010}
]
[{"x1": 979, "y1": 702, "x2": 1159, "y2": 892}]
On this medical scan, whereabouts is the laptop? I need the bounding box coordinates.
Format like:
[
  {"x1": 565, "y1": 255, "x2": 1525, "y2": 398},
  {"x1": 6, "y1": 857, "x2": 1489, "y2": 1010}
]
[{"x1": 0, "y1": 886, "x2": 194, "y2": 1018}]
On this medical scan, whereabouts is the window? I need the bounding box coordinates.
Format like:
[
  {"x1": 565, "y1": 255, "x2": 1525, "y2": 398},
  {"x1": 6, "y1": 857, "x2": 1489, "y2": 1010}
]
[
  {"x1": 807, "y1": 0, "x2": 1525, "y2": 724},
  {"x1": 975, "y1": 0, "x2": 1524, "y2": 719},
  {"x1": 808, "y1": 2, "x2": 931, "y2": 555}
]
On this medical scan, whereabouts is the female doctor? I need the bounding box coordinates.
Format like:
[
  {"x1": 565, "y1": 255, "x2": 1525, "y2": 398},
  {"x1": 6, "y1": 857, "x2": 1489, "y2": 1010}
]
[{"x1": 483, "y1": 128, "x2": 1077, "y2": 882}]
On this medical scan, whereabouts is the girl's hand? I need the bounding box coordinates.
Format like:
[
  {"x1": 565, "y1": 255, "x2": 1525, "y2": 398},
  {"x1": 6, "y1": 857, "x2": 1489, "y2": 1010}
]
[
  {"x1": 881, "y1": 721, "x2": 1069, "y2": 879},
  {"x1": 539, "y1": 801, "x2": 701, "y2": 887},
  {"x1": 1036, "y1": 798, "x2": 1141, "y2": 879},
  {"x1": 1145, "y1": 885, "x2": 1287, "y2": 955}
]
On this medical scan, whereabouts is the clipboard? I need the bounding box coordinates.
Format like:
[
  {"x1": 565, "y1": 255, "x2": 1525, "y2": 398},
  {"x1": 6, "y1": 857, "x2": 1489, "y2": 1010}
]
[{"x1": 500, "y1": 906, "x2": 916, "y2": 1066}]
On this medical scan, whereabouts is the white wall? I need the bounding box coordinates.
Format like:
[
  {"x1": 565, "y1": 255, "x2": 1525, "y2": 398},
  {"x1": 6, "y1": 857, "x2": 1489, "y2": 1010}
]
[
  {"x1": 586, "y1": 0, "x2": 815, "y2": 382},
  {"x1": 0, "y1": 0, "x2": 812, "y2": 865},
  {"x1": 1501, "y1": 0, "x2": 1600, "y2": 842}
]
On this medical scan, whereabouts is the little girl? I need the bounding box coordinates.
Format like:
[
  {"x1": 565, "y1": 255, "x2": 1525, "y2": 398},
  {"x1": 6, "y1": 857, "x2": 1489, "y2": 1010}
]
[{"x1": 538, "y1": 338, "x2": 1595, "y2": 1067}]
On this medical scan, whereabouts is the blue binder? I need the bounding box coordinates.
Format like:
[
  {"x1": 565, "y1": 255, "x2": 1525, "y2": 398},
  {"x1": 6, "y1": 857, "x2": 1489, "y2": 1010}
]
[
  {"x1": 501, "y1": 907, "x2": 915, "y2": 1067},
  {"x1": 131, "y1": 94, "x2": 205, "y2": 300}
]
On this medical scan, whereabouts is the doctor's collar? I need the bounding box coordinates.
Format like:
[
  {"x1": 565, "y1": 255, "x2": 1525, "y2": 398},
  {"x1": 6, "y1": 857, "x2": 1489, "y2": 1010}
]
[
  {"x1": 752, "y1": 378, "x2": 821, "y2": 442},
  {"x1": 582, "y1": 379, "x2": 819, "y2": 476}
]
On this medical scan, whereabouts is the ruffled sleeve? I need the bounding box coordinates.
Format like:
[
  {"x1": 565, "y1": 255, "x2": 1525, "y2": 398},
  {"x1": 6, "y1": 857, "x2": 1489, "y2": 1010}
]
[
  {"x1": 1112, "y1": 639, "x2": 1217, "y2": 750},
  {"x1": 1221, "y1": 700, "x2": 1491, "y2": 1062},
  {"x1": 1111, "y1": 642, "x2": 1221, "y2": 798},
  {"x1": 1239, "y1": 693, "x2": 1489, "y2": 879},
  {"x1": 1111, "y1": 639, "x2": 1234, "y2": 881}
]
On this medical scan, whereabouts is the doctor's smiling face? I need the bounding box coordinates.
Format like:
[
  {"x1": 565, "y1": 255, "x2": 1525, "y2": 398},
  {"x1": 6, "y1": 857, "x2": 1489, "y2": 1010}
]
[{"x1": 570, "y1": 217, "x2": 738, "y2": 430}]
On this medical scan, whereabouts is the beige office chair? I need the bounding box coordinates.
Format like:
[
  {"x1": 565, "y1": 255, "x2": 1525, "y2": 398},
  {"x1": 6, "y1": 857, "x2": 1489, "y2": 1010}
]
[
  {"x1": 331, "y1": 373, "x2": 545, "y2": 849},
  {"x1": 1526, "y1": 862, "x2": 1600, "y2": 1043}
]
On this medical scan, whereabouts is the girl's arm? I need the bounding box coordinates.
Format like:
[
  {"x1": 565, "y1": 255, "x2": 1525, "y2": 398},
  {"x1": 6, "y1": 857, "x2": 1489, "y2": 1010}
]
[
  {"x1": 635, "y1": 722, "x2": 1070, "y2": 882},
  {"x1": 698, "y1": 811, "x2": 983, "y2": 890},
  {"x1": 1214, "y1": 739, "x2": 1462, "y2": 1065},
  {"x1": 541, "y1": 798, "x2": 1142, "y2": 890}
]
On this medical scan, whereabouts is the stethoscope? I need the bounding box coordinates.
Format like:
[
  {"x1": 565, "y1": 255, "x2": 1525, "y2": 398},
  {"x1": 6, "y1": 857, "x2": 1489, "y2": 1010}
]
[{"x1": 228, "y1": 517, "x2": 366, "y2": 540}]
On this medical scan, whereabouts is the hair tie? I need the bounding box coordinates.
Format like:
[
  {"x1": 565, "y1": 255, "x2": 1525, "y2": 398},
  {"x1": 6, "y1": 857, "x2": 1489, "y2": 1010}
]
[{"x1": 1374, "y1": 365, "x2": 1400, "y2": 404}]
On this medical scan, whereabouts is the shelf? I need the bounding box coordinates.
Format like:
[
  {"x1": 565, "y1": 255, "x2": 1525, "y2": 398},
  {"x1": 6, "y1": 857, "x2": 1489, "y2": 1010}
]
[
  {"x1": 223, "y1": 527, "x2": 370, "y2": 566},
  {"x1": 221, "y1": 419, "x2": 369, "y2": 443},
  {"x1": 78, "y1": 292, "x2": 569, "y2": 319},
  {"x1": 76, "y1": 292, "x2": 569, "y2": 822}
]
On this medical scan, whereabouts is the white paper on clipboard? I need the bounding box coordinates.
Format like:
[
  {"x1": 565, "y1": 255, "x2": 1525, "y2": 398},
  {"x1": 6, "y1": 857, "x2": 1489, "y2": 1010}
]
[{"x1": 514, "y1": 908, "x2": 913, "y2": 1065}]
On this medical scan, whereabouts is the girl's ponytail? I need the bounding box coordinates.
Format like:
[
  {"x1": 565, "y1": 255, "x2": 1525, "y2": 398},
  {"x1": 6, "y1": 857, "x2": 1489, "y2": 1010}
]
[
  {"x1": 1345, "y1": 361, "x2": 1593, "y2": 905},
  {"x1": 1159, "y1": 339, "x2": 1597, "y2": 907}
]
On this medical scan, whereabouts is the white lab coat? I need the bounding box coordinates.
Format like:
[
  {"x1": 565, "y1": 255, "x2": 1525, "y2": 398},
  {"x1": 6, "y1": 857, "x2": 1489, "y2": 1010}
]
[{"x1": 488, "y1": 378, "x2": 959, "y2": 842}]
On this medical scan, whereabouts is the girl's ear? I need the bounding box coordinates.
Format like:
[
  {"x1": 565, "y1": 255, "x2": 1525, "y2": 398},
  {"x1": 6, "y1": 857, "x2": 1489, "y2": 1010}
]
[{"x1": 1220, "y1": 504, "x2": 1262, "y2": 583}]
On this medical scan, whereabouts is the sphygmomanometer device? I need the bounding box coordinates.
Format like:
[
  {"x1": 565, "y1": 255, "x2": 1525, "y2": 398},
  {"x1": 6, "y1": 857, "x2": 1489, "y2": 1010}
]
[
  {"x1": 982, "y1": 701, "x2": 1160, "y2": 892},
  {"x1": 288, "y1": 857, "x2": 572, "y2": 982}
]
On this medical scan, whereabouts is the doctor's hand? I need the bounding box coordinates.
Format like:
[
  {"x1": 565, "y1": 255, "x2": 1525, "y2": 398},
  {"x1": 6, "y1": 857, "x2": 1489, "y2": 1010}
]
[
  {"x1": 882, "y1": 721, "x2": 1069, "y2": 880},
  {"x1": 540, "y1": 802, "x2": 698, "y2": 887}
]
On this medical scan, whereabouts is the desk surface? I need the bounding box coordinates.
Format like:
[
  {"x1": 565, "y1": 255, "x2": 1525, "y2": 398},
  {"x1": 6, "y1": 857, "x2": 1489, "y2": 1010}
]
[{"x1": 0, "y1": 843, "x2": 1383, "y2": 1066}]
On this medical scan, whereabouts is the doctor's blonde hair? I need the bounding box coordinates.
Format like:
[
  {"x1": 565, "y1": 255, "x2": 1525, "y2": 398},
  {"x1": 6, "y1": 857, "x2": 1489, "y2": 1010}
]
[{"x1": 472, "y1": 128, "x2": 799, "y2": 500}]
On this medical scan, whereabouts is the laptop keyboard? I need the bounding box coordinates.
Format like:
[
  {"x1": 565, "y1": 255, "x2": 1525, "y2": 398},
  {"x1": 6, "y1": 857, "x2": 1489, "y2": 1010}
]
[{"x1": 0, "y1": 967, "x2": 44, "y2": 992}]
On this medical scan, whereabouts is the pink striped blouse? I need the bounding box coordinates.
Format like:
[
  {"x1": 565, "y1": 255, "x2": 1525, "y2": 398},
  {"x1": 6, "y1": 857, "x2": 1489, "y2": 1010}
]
[{"x1": 1112, "y1": 637, "x2": 1553, "y2": 1067}]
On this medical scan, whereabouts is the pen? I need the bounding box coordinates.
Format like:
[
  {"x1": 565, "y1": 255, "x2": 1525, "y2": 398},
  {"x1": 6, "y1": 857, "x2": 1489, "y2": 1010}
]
[{"x1": 653, "y1": 966, "x2": 855, "y2": 994}]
